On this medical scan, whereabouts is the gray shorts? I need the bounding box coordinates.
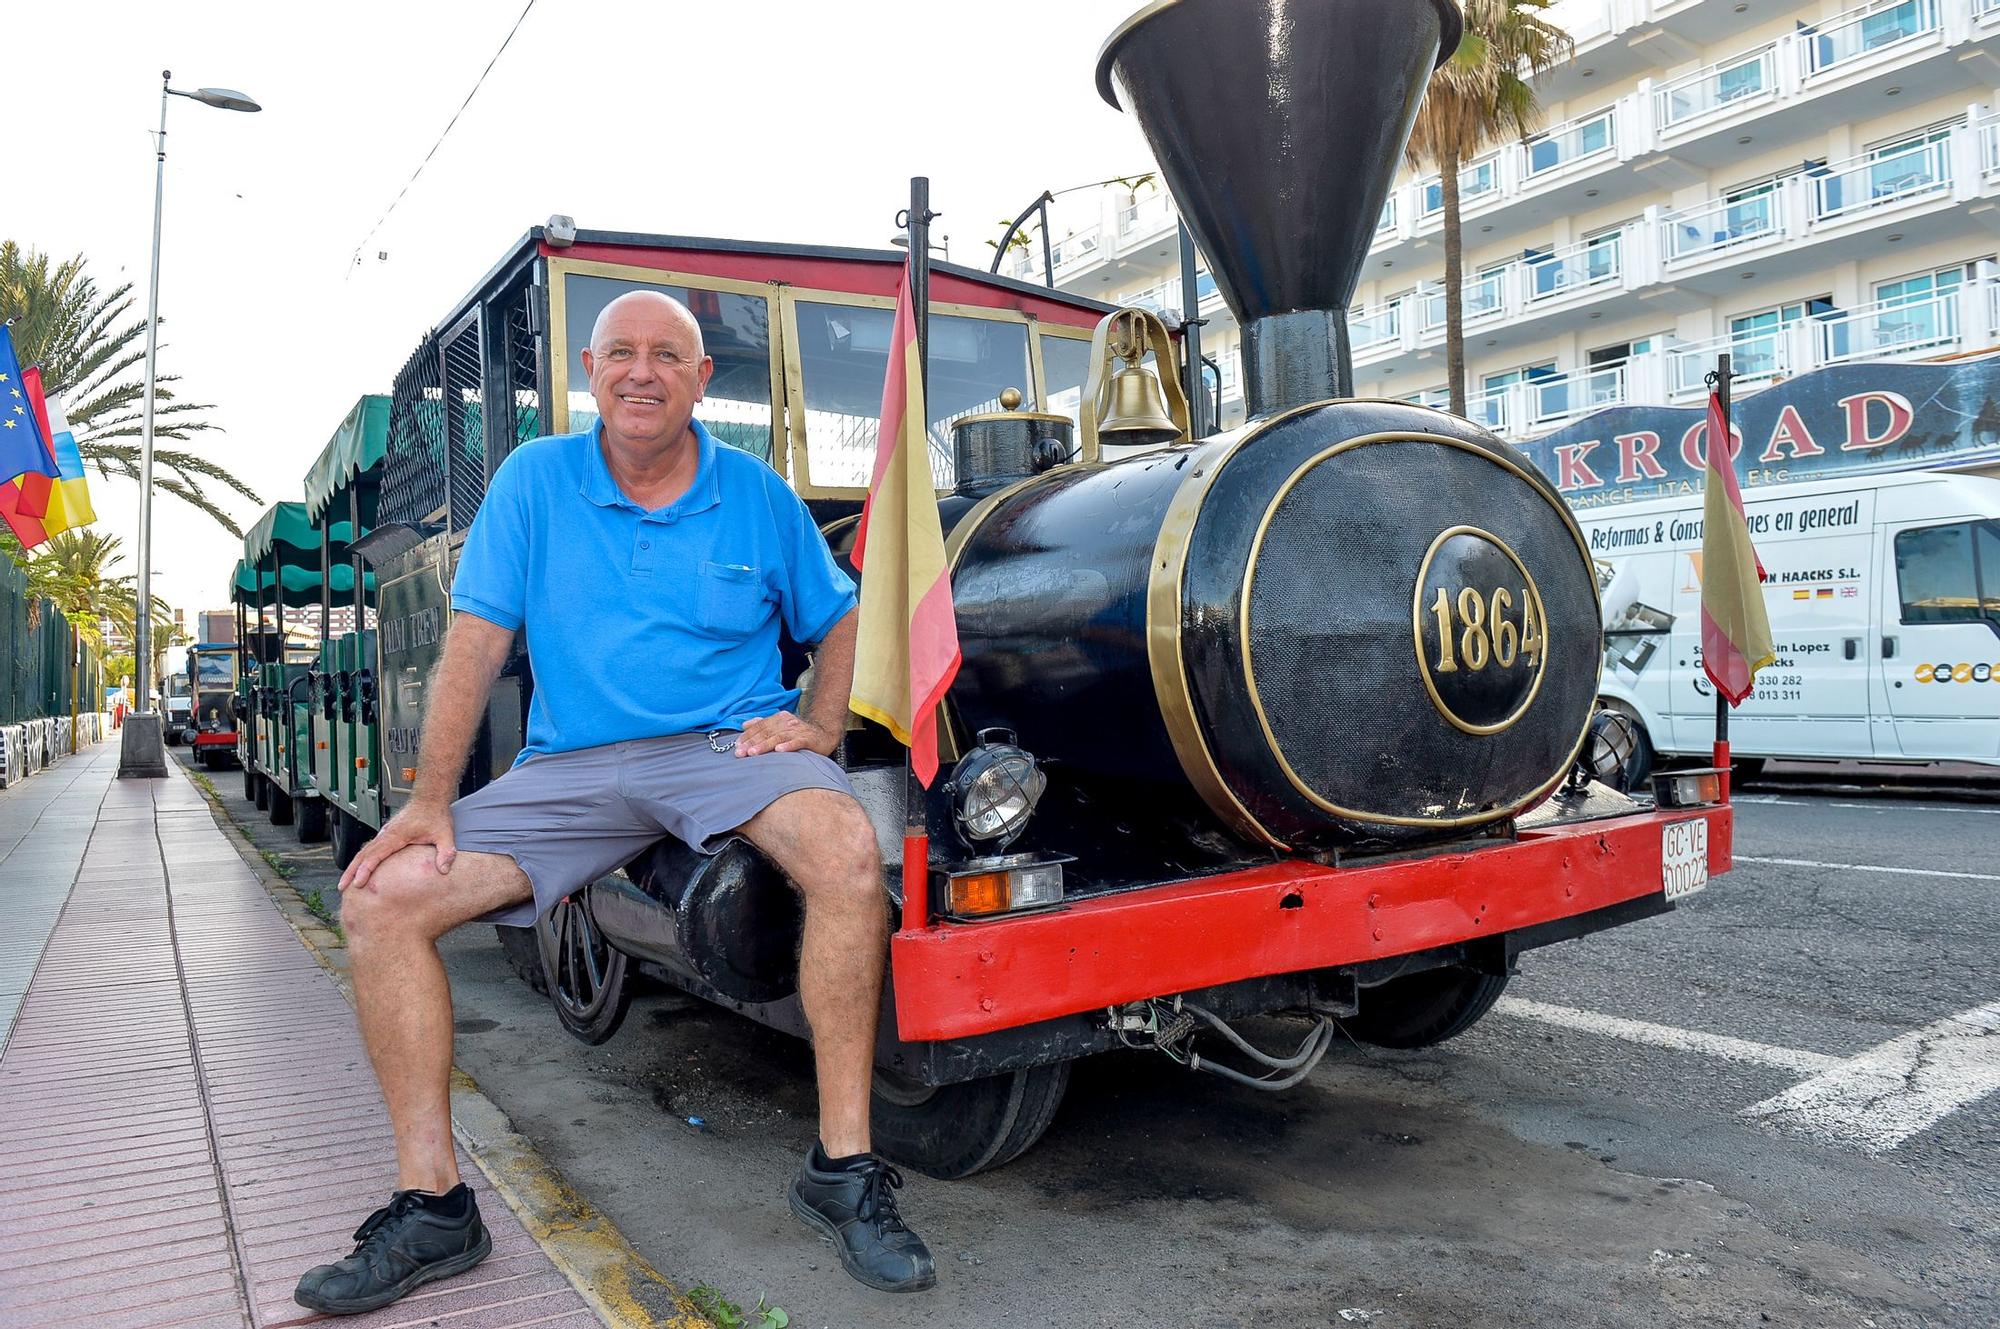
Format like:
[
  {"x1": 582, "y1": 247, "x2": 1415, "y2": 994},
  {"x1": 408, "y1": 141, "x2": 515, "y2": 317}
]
[{"x1": 452, "y1": 731, "x2": 854, "y2": 927}]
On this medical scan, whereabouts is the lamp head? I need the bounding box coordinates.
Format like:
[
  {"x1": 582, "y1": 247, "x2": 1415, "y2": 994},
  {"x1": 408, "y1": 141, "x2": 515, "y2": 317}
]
[{"x1": 190, "y1": 87, "x2": 261, "y2": 112}]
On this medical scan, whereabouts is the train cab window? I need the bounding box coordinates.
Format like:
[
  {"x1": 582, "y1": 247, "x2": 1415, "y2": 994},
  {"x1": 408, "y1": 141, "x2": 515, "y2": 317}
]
[
  {"x1": 562, "y1": 274, "x2": 775, "y2": 464},
  {"x1": 1039, "y1": 333, "x2": 1093, "y2": 432},
  {"x1": 1894, "y1": 521, "x2": 1999, "y2": 625},
  {"x1": 791, "y1": 300, "x2": 1031, "y2": 490}
]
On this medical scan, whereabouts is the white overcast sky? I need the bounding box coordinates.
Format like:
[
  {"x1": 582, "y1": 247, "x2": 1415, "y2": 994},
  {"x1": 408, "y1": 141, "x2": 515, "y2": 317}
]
[{"x1": 10, "y1": 0, "x2": 1156, "y2": 624}]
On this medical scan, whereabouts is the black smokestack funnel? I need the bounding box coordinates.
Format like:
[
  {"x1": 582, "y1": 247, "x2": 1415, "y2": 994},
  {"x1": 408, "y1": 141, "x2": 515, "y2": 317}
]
[{"x1": 1097, "y1": 0, "x2": 1462, "y2": 417}]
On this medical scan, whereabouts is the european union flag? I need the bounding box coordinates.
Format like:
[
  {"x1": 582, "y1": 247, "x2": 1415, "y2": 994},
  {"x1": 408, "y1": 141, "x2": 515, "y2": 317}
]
[{"x1": 0, "y1": 324, "x2": 60, "y2": 484}]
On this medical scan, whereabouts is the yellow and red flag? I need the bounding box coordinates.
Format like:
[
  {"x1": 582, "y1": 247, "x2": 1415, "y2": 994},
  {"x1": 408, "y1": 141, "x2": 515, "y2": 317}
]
[
  {"x1": 1699, "y1": 392, "x2": 1774, "y2": 705},
  {"x1": 12, "y1": 367, "x2": 59, "y2": 521},
  {"x1": 849, "y1": 265, "x2": 960, "y2": 787}
]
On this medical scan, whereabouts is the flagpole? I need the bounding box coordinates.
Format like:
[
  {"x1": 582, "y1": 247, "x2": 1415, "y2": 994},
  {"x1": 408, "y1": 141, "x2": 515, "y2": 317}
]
[
  {"x1": 901, "y1": 176, "x2": 937, "y2": 934},
  {"x1": 1712, "y1": 351, "x2": 1732, "y2": 802}
]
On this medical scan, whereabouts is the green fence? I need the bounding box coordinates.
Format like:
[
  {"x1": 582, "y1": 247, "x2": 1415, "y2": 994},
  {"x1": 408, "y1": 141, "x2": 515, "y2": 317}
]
[{"x1": 0, "y1": 556, "x2": 100, "y2": 725}]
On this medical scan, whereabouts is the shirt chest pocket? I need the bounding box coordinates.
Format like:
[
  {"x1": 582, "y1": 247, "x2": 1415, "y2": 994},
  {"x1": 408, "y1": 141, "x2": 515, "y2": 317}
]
[{"x1": 697, "y1": 561, "x2": 772, "y2": 636}]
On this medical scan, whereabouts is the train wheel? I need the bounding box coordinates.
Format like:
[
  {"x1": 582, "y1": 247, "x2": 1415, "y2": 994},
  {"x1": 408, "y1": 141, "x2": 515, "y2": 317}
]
[
  {"x1": 295, "y1": 798, "x2": 329, "y2": 844},
  {"x1": 1341, "y1": 966, "x2": 1510, "y2": 1050},
  {"x1": 535, "y1": 889, "x2": 631, "y2": 1045},
  {"x1": 268, "y1": 786, "x2": 295, "y2": 827},
  {"x1": 870, "y1": 1061, "x2": 1071, "y2": 1180},
  {"x1": 252, "y1": 773, "x2": 269, "y2": 810},
  {"x1": 496, "y1": 925, "x2": 549, "y2": 995}
]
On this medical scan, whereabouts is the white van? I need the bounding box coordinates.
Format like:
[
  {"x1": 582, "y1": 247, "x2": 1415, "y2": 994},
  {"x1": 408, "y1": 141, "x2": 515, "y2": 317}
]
[{"x1": 1578, "y1": 468, "x2": 2000, "y2": 778}]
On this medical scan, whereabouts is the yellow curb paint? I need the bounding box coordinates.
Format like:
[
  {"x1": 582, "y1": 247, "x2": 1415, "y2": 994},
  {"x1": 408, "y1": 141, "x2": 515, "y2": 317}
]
[{"x1": 175, "y1": 758, "x2": 705, "y2": 1329}]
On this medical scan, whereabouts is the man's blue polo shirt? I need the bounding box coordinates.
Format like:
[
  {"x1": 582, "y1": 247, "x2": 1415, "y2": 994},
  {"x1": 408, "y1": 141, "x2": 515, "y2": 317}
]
[{"x1": 450, "y1": 419, "x2": 857, "y2": 762}]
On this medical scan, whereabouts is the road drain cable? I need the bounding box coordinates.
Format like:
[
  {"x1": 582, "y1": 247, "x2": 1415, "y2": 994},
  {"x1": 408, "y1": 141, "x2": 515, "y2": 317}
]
[{"x1": 1108, "y1": 996, "x2": 1336, "y2": 1091}]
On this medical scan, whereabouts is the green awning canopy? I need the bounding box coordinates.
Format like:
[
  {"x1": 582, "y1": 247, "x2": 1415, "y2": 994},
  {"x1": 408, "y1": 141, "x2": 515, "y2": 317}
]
[
  {"x1": 230, "y1": 559, "x2": 373, "y2": 608},
  {"x1": 305, "y1": 396, "x2": 390, "y2": 526},
  {"x1": 243, "y1": 502, "x2": 319, "y2": 567}
]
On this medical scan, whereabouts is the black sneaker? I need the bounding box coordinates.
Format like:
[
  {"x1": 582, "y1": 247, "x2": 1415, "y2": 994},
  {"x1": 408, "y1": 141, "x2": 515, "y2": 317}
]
[
  {"x1": 789, "y1": 1148, "x2": 936, "y2": 1293},
  {"x1": 294, "y1": 1185, "x2": 492, "y2": 1315}
]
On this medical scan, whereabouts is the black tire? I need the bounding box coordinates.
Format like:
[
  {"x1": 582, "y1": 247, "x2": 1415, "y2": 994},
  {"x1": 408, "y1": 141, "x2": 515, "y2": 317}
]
[
  {"x1": 252, "y1": 772, "x2": 269, "y2": 810},
  {"x1": 295, "y1": 798, "x2": 329, "y2": 844},
  {"x1": 535, "y1": 889, "x2": 631, "y2": 1044},
  {"x1": 870, "y1": 1061, "x2": 1071, "y2": 1180},
  {"x1": 1612, "y1": 714, "x2": 1654, "y2": 795},
  {"x1": 496, "y1": 924, "x2": 549, "y2": 995},
  {"x1": 1342, "y1": 965, "x2": 1510, "y2": 1050},
  {"x1": 268, "y1": 786, "x2": 295, "y2": 827},
  {"x1": 330, "y1": 811, "x2": 372, "y2": 870},
  {"x1": 1730, "y1": 756, "x2": 1766, "y2": 784}
]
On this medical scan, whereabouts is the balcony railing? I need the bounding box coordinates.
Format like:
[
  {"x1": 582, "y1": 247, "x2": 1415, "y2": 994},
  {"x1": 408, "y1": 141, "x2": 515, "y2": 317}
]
[
  {"x1": 1465, "y1": 387, "x2": 1511, "y2": 434},
  {"x1": 1818, "y1": 289, "x2": 1962, "y2": 363},
  {"x1": 1804, "y1": 0, "x2": 1940, "y2": 78},
  {"x1": 1983, "y1": 116, "x2": 2000, "y2": 177},
  {"x1": 1979, "y1": 0, "x2": 2000, "y2": 19},
  {"x1": 1526, "y1": 234, "x2": 1623, "y2": 303},
  {"x1": 1523, "y1": 108, "x2": 1616, "y2": 179},
  {"x1": 1418, "y1": 155, "x2": 1502, "y2": 219},
  {"x1": 1419, "y1": 272, "x2": 1507, "y2": 333},
  {"x1": 1049, "y1": 228, "x2": 1102, "y2": 275},
  {"x1": 1375, "y1": 197, "x2": 1399, "y2": 242},
  {"x1": 1350, "y1": 302, "x2": 1403, "y2": 352},
  {"x1": 1662, "y1": 191, "x2": 1784, "y2": 263},
  {"x1": 1668, "y1": 330, "x2": 1795, "y2": 397},
  {"x1": 1655, "y1": 46, "x2": 1778, "y2": 132},
  {"x1": 1116, "y1": 194, "x2": 1175, "y2": 241},
  {"x1": 1531, "y1": 364, "x2": 1628, "y2": 427},
  {"x1": 1809, "y1": 138, "x2": 1952, "y2": 222}
]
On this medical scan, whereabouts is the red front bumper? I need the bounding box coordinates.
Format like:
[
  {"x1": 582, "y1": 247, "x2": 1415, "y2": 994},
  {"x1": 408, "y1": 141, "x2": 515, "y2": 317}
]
[
  {"x1": 192, "y1": 730, "x2": 237, "y2": 748},
  {"x1": 890, "y1": 803, "x2": 1731, "y2": 1041}
]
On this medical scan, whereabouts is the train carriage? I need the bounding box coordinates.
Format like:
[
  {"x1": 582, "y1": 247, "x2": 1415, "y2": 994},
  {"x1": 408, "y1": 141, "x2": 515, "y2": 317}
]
[
  {"x1": 344, "y1": 0, "x2": 1736, "y2": 1179},
  {"x1": 301, "y1": 396, "x2": 389, "y2": 867}
]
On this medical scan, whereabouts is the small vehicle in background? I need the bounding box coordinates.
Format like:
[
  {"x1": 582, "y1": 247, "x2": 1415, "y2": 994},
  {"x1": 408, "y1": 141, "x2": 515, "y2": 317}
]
[
  {"x1": 163, "y1": 672, "x2": 193, "y2": 745},
  {"x1": 186, "y1": 644, "x2": 240, "y2": 770}
]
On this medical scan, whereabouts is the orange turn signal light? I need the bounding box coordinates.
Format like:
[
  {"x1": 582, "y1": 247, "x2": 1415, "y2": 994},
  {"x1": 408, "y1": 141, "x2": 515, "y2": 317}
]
[{"x1": 947, "y1": 871, "x2": 1010, "y2": 917}]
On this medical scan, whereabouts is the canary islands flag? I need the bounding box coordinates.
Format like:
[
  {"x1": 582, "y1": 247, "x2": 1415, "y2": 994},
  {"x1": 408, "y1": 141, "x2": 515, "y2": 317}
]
[
  {"x1": 0, "y1": 325, "x2": 60, "y2": 489},
  {"x1": 36, "y1": 384, "x2": 94, "y2": 533},
  {"x1": 849, "y1": 264, "x2": 960, "y2": 787},
  {"x1": 1700, "y1": 392, "x2": 1775, "y2": 705}
]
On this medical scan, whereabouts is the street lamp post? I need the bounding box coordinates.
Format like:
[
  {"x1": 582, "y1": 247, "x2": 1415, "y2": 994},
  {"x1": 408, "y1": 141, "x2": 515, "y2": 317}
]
[{"x1": 120, "y1": 69, "x2": 259, "y2": 779}]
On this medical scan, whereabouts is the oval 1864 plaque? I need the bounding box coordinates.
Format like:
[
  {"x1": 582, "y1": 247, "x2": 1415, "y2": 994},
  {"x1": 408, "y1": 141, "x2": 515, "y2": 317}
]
[{"x1": 1412, "y1": 525, "x2": 1550, "y2": 736}]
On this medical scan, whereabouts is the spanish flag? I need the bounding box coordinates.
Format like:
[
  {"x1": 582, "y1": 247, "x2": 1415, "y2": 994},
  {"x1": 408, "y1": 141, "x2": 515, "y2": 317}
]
[
  {"x1": 1700, "y1": 392, "x2": 1774, "y2": 705},
  {"x1": 849, "y1": 265, "x2": 960, "y2": 787}
]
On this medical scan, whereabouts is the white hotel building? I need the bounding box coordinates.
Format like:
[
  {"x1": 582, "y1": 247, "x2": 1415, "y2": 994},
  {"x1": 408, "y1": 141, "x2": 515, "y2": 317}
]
[{"x1": 1014, "y1": 0, "x2": 2000, "y2": 440}]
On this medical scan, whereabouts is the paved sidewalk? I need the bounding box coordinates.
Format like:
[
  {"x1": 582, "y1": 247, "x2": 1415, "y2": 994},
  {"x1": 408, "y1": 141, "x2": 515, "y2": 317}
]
[{"x1": 0, "y1": 744, "x2": 607, "y2": 1328}]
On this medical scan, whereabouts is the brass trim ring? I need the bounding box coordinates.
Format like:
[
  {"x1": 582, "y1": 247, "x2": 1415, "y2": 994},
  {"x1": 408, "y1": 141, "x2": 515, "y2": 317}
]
[{"x1": 1410, "y1": 525, "x2": 1550, "y2": 737}]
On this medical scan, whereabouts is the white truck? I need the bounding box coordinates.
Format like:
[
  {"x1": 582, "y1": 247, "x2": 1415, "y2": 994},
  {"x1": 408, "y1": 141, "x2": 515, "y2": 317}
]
[{"x1": 1579, "y1": 467, "x2": 2000, "y2": 781}]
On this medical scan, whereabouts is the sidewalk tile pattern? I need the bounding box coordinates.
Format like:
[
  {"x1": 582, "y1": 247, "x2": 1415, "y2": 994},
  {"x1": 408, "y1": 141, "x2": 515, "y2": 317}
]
[{"x1": 0, "y1": 746, "x2": 604, "y2": 1328}]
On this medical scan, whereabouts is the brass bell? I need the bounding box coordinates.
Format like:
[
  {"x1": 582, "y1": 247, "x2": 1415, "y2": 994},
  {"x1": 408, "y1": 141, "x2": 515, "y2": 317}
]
[
  {"x1": 1099, "y1": 362, "x2": 1181, "y2": 442},
  {"x1": 1081, "y1": 307, "x2": 1191, "y2": 455}
]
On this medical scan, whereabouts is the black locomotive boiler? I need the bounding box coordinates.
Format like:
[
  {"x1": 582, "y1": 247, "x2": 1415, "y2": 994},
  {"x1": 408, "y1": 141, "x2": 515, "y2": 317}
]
[{"x1": 350, "y1": 0, "x2": 1734, "y2": 1181}]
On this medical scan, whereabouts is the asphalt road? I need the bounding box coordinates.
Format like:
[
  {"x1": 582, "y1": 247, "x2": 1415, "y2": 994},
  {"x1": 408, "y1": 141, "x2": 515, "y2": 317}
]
[{"x1": 192, "y1": 749, "x2": 1997, "y2": 1329}]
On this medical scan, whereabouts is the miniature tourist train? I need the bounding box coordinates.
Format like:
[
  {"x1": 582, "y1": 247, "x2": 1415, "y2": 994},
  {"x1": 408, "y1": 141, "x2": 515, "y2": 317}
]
[{"x1": 228, "y1": 0, "x2": 1732, "y2": 1177}]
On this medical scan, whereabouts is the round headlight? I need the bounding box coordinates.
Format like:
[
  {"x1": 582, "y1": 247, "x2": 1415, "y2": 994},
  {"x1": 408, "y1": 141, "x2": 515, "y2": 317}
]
[
  {"x1": 947, "y1": 732, "x2": 1047, "y2": 849},
  {"x1": 1583, "y1": 708, "x2": 1640, "y2": 786}
]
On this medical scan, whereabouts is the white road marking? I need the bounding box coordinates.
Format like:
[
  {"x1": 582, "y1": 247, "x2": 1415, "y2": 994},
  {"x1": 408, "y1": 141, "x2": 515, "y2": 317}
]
[
  {"x1": 1735, "y1": 854, "x2": 2000, "y2": 883},
  {"x1": 1494, "y1": 997, "x2": 1838, "y2": 1075},
  {"x1": 1737, "y1": 795, "x2": 2000, "y2": 816},
  {"x1": 1740, "y1": 1003, "x2": 2000, "y2": 1154}
]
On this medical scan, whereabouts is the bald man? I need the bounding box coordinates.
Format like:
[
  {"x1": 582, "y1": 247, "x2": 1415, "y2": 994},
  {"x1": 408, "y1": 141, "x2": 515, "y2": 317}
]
[{"x1": 294, "y1": 292, "x2": 934, "y2": 1314}]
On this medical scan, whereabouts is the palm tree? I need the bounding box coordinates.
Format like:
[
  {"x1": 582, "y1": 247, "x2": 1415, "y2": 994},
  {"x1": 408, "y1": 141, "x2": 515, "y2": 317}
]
[
  {"x1": 1405, "y1": 0, "x2": 1574, "y2": 414},
  {"x1": 23, "y1": 529, "x2": 175, "y2": 654},
  {"x1": 0, "y1": 241, "x2": 259, "y2": 533}
]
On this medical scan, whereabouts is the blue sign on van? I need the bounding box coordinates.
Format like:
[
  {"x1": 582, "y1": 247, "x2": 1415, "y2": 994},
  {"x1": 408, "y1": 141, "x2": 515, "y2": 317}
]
[{"x1": 1518, "y1": 356, "x2": 2000, "y2": 509}]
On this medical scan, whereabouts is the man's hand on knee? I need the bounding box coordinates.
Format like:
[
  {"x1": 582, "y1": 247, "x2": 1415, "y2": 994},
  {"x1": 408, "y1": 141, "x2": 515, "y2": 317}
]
[{"x1": 342, "y1": 800, "x2": 457, "y2": 892}]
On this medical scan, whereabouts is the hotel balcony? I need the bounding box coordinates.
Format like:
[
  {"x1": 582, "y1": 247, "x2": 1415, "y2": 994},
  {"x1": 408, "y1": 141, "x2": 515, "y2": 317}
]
[
  {"x1": 1356, "y1": 111, "x2": 1996, "y2": 376},
  {"x1": 1404, "y1": 278, "x2": 1998, "y2": 442},
  {"x1": 1360, "y1": 0, "x2": 2000, "y2": 285}
]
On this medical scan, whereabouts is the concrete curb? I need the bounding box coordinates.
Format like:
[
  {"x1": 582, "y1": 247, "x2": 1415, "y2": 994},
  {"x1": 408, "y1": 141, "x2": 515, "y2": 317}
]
[{"x1": 175, "y1": 760, "x2": 710, "y2": 1329}]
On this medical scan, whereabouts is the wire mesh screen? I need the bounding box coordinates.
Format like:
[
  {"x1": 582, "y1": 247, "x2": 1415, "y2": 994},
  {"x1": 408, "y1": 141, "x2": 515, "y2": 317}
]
[
  {"x1": 500, "y1": 283, "x2": 545, "y2": 471},
  {"x1": 442, "y1": 319, "x2": 486, "y2": 532},
  {"x1": 383, "y1": 334, "x2": 445, "y2": 527}
]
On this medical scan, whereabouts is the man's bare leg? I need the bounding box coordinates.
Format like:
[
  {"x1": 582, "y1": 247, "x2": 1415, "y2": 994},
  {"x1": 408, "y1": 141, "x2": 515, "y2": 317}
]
[
  {"x1": 736, "y1": 788, "x2": 886, "y2": 1156},
  {"x1": 338, "y1": 847, "x2": 535, "y2": 1192}
]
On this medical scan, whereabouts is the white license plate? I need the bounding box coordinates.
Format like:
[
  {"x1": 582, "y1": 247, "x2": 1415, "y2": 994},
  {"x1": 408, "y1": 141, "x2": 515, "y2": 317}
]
[{"x1": 1662, "y1": 818, "x2": 1709, "y2": 901}]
